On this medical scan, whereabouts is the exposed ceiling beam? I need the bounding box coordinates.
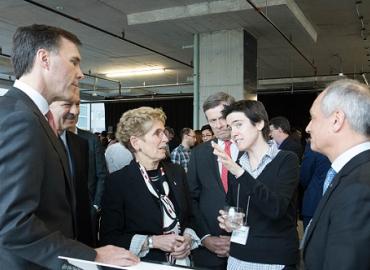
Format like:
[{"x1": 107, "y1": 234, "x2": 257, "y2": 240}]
[
  {"x1": 127, "y1": 0, "x2": 317, "y2": 42},
  {"x1": 23, "y1": 0, "x2": 193, "y2": 68},
  {"x1": 258, "y1": 75, "x2": 345, "y2": 86},
  {"x1": 127, "y1": 0, "x2": 283, "y2": 25}
]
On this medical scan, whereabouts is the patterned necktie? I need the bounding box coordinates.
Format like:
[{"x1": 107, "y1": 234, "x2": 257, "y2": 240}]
[
  {"x1": 322, "y1": 167, "x2": 336, "y2": 195},
  {"x1": 45, "y1": 110, "x2": 58, "y2": 136},
  {"x1": 221, "y1": 140, "x2": 232, "y2": 193}
]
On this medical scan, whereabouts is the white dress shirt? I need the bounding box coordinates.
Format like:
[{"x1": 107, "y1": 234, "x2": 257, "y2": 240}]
[{"x1": 331, "y1": 141, "x2": 370, "y2": 173}]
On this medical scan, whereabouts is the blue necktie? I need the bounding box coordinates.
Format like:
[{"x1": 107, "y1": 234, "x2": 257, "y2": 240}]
[{"x1": 322, "y1": 167, "x2": 336, "y2": 195}]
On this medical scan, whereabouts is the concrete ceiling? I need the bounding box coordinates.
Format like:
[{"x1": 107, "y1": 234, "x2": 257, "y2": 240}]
[{"x1": 0, "y1": 0, "x2": 369, "y2": 100}]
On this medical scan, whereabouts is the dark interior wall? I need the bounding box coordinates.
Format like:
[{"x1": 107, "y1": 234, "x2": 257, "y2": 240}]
[
  {"x1": 258, "y1": 92, "x2": 318, "y2": 136},
  {"x1": 104, "y1": 93, "x2": 317, "y2": 138},
  {"x1": 105, "y1": 98, "x2": 193, "y2": 137}
]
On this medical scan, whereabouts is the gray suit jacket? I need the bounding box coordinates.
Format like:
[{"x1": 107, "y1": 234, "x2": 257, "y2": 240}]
[
  {"x1": 303, "y1": 149, "x2": 370, "y2": 270},
  {"x1": 0, "y1": 88, "x2": 96, "y2": 269}
]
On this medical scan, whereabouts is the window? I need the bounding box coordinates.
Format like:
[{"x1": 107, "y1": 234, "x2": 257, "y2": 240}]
[{"x1": 77, "y1": 103, "x2": 106, "y2": 132}]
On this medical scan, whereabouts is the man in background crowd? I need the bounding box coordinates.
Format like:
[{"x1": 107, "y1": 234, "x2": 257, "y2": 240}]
[
  {"x1": 270, "y1": 116, "x2": 303, "y2": 161},
  {"x1": 170, "y1": 127, "x2": 196, "y2": 172}
]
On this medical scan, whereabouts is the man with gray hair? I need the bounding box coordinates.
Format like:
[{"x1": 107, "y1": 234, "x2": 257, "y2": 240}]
[
  {"x1": 187, "y1": 92, "x2": 237, "y2": 270},
  {"x1": 302, "y1": 79, "x2": 370, "y2": 270}
]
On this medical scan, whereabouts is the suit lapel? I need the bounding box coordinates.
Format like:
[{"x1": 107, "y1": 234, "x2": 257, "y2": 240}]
[
  {"x1": 303, "y1": 150, "x2": 370, "y2": 249},
  {"x1": 207, "y1": 139, "x2": 225, "y2": 193},
  {"x1": 7, "y1": 88, "x2": 72, "y2": 184},
  {"x1": 303, "y1": 173, "x2": 339, "y2": 249}
]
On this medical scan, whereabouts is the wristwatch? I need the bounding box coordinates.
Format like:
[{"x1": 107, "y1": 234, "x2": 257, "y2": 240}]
[
  {"x1": 93, "y1": 205, "x2": 101, "y2": 213},
  {"x1": 148, "y1": 236, "x2": 154, "y2": 249}
]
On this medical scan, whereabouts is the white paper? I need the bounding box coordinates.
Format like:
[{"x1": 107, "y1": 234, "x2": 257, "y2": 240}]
[{"x1": 58, "y1": 256, "x2": 193, "y2": 270}]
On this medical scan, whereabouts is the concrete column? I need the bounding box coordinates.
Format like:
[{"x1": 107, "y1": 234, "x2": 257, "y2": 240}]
[{"x1": 197, "y1": 29, "x2": 257, "y2": 126}]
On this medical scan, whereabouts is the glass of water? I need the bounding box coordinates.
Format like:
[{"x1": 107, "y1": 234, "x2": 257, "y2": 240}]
[{"x1": 223, "y1": 206, "x2": 245, "y2": 230}]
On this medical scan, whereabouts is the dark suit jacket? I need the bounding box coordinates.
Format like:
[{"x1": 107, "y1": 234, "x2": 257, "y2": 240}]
[
  {"x1": 0, "y1": 88, "x2": 95, "y2": 269},
  {"x1": 227, "y1": 151, "x2": 299, "y2": 265},
  {"x1": 100, "y1": 160, "x2": 192, "y2": 262},
  {"x1": 303, "y1": 150, "x2": 370, "y2": 270},
  {"x1": 300, "y1": 142, "x2": 331, "y2": 219},
  {"x1": 187, "y1": 139, "x2": 231, "y2": 268},
  {"x1": 66, "y1": 131, "x2": 94, "y2": 247},
  {"x1": 77, "y1": 128, "x2": 108, "y2": 208},
  {"x1": 279, "y1": 136, "x2": 303, "y2": 162}
]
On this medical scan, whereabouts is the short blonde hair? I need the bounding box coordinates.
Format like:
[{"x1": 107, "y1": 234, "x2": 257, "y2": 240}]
[{"x1": 116, "y1": 107, "x2": 167, "y2": 153}]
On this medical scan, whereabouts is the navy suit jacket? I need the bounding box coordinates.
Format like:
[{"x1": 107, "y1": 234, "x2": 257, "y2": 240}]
[
  {"x1": 303, "y1": 149, "x2": 370, "y2": 270},
  {"x1": 300, "y1": 143, "x2": 331, "y2": 218},
  {"x1": 0, "y1": 88, "x2": 95, "y2": 269}
]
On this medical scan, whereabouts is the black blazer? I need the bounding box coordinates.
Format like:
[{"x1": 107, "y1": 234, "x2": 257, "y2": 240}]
[
  {"x1": 0, "y1": 88, "x2": 95, "y2": 269},
  {"x1": 187, "y1": 139, "x2": 233, "y2": 269},
  {"x1": 66, "y1": 131, "x2": 94, "y2": 247},
  {"x1": 78, "y1": 128, "x2": 108, "y2": 208},
  {"x1": 279, "y1": 136, "x2": 303, "y2": 162},
  {"x1": 100, "y1": 160, "x2": 192, "y2": 262},
  {"x1": 303, "y1": 150, "x2": 370, "y2": 270},
  {"x1": 187, "y1": 140, "x2": 228, "y2": 239},
  {"x1": 227, "y1": 151, "x2": 300, "y2": 265}
]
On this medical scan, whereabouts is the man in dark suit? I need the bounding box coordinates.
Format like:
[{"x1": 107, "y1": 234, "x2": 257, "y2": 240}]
[
  {"x1": 302, "y1": 79, "x2": 370, "y2": 270},
  {"x1": 65, "y1": 89, "x2": 108, "y2": 245},
  {"x1": 50, "y1": 93, "x2": 94, "y2": 247},
  {"x1": 187, "y1": 92, "x2": 237, "y2": 270},
  {"x1": 0, "y1": 24, "x2": 138, "y2": 269},
  {"x1": 270, "y1": 116, "x2": 303, "y2": 161}
]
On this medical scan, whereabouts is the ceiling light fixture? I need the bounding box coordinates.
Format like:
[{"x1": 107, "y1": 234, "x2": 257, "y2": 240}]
[{"x1": 105, "y1": 67, "x2": 166, "y2": 78}]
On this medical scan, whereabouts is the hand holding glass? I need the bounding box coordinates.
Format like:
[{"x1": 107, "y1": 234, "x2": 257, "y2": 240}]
[{"x1": 222, "y1": 206, "x2": 245, "y2": 230}]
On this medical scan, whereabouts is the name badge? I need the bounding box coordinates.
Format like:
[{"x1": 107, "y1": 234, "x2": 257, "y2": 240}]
[{"x1": 231, "y1": 225, "x2": 249, "y2": 245}]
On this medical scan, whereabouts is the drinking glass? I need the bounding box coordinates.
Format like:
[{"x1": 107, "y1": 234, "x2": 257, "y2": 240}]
[{"x1": 223, "y1": 206, "x2": 245, "y2": 230}]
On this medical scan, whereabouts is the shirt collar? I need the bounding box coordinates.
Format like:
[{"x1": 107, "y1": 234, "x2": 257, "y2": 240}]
[
  {"x1": 241, "y1": 140, "x2": 279, "y2": 162},
  {"x1": 217, "y1": 138, "x2": 239, "y2": 161},
  {"x1": 331, "y1": 141, "x2": 370, "y2": 173},
  {"x1": 14, "y1": 80, "x2": 49, "y2": 115},
  {"x1": 59, "y1": 130, "x2": 67, "y2": 146}
]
